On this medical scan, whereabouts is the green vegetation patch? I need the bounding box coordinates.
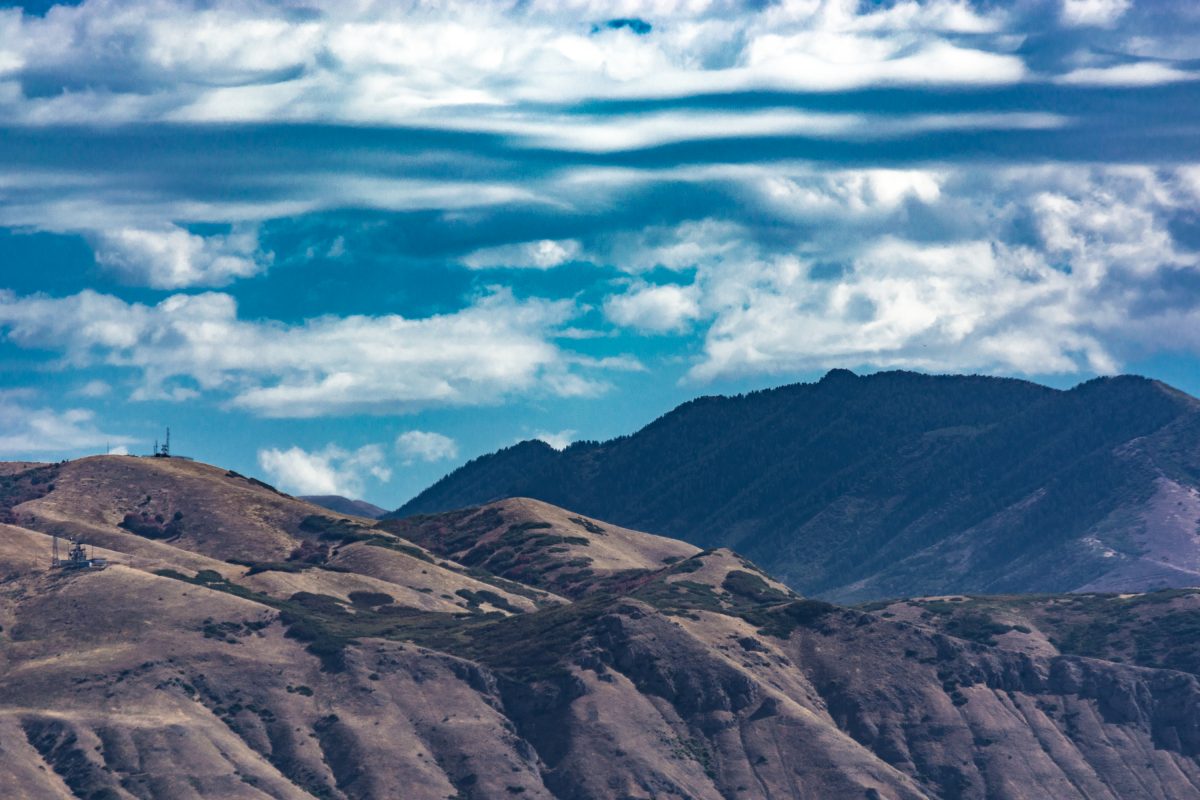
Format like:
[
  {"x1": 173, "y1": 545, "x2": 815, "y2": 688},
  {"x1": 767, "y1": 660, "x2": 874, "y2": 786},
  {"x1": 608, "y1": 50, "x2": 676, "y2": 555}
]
[
  {"x1": 201, "y1": 617, "x2": 268, "y2": 643},
  {"x1": 567, "y1": 516, "x2": 606, "y2": 535},
  {"x1": 0, "y1": 464, "x2": 60, "y2": 524},
  {"x1": 745, "y1": 600, "x2": 838, "y2": 639},
  {"x1": 897, "y1": 590, "x2": 1200, "y2": 673},
  {"x1": 348, "y1": 591, "x2": 394, "y2": 609},
  {"x1": 224, "y1": 470, "x2": 286, "y2": 495},
  {"x1": 360, "y1": 535, "x2": 437, "y2": 563},
  {"x1": 155, "y1": 568, "x2": 571, "y2": 678},
  {"x1": 119, "y1": 510, "x2": 184, "y2": 541},
  {"x1": 722, "y1": 570, "x2": 789, "y2": 604},
  {"x1": 299, "y1": 514, "x2": 374, "y2": 543},
  {"x1": 455, "y1": 588, "x2": 524, "y2": 614},
  {"x1": 632, "y1": 567, "x2": 836, "y2": 639}
]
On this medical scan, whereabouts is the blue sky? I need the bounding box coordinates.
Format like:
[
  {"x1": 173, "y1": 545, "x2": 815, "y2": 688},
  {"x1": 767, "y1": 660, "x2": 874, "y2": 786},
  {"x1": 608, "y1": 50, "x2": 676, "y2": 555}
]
[{"x1": 0, "y1": 0, "x2": 1198, "y2": 507}]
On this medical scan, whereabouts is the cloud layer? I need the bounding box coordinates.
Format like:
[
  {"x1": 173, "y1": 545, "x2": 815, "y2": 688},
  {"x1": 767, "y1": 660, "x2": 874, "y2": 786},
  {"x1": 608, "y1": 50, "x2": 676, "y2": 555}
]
[{"x1": 0, "y1": 0, "x2": 1199, "y2": 454}]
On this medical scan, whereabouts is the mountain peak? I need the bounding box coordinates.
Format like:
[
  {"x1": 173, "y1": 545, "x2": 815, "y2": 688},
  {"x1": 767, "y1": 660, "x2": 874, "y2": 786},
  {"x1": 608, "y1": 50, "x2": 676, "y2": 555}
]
[
  {"x1": 819, "y1": 367, "x2": 858, "y2": 382},
  {"x1": 393, "y1": 372, "x2": 1200, "y2": 601}
]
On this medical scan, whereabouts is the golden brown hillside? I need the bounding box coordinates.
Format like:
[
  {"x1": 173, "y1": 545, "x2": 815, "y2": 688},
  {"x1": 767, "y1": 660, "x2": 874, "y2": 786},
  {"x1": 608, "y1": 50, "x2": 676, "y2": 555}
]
[{"x1": 3, "y1": 456, "x2": 1200, "y2": 799}]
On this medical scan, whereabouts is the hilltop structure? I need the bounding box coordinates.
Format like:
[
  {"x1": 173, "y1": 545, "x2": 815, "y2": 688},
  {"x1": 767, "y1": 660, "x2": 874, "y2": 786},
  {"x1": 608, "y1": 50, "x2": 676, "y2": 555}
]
[{"x1": 50, "y1": 534, "x2": 107, "y2": 571}]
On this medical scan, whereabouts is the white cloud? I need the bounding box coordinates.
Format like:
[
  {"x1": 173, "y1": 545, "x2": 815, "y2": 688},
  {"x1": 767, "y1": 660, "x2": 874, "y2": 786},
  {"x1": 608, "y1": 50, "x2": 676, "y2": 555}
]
[
  {"x1": 144, "y1": 12, "x2": 322, "y2": 84},
  {"x1": 533, "y1": 429, "x2": 575, "y2": 450},
  {"x1": 1060, "y1": 0, "x2": 1132, "y2": 28},
  {"x1": 258, "y1": 444, "x2": 391, "y2": 497},
  {"x1": 463, "y1": 239, "x2": 581, "y2": 270},
  {"x1": 90, "y1": 224, "x2": 271, "y2": 288},
  {"x1": 1032, "y1": 183, "x2": 1186, "y2": 279},
  {"x1": 0, "y1": 287, "x2": 616, "y2": 417},
  {"x1": 1056, "y1": 62, "x2": 1197, "y2": 86},
  {"x1": 682, "y1": 164, "x2": 1200, "y2": 380},
  {"x1": 458, "y1": 109, "x2": 1063, "y2": 153},
  {"x1": 0, "y1": 396, "x2": 133, "y2": 455},
  {"x1": 691, "y1": 241, "x2": 1112, "y2": 379},
  {"x1": 585, "y1": 219, "x2": 751, "y2": 273},
  {"x1": 395, "y1": 430, "x2": 459, "y2": 464},
  {"x1": 0, "y1": 0, "x2": 1030, "y2": 131},
  {"x1": 756, "y1": 167, "x2": 944, "y2": 218},
  {"x1": 74, "y1": 379, "x2": 111, "y2": 398},
  {"x1": 604, "y1": 282, "x2": 702, "y2": 333},
  {"x1": 0, "y1": 0, "x2": 1180, "y2": 296}
]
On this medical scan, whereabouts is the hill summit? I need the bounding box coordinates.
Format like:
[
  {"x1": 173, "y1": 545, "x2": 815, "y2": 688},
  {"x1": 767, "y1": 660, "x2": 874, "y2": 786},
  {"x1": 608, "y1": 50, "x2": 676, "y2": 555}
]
[{"x1": 393, "y1": 370, "x2": 1200, "y2": 602}]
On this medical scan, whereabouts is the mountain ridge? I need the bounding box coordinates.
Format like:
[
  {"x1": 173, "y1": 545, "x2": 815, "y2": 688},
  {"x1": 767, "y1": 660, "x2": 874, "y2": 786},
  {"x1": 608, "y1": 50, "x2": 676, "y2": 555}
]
[
  {"x1": 299, "y1": 495, "x2": 387, "y2": 519},
  {"x1": 392, "y1": 370, "x2": 1200, "y2": 602}
]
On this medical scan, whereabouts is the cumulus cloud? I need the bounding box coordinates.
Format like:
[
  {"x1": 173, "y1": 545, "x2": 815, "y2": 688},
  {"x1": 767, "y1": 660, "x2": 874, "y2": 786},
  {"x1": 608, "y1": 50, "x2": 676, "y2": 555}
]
[
  {"x1": 0, "y1": 288, "x2": 615, "y2": 416},
  {"x1": 395, "y1": 430, "x2": 459, "y2": 464},
  {"x1": 604, "y1": 282, "x2": 702, "y2": 333},
  {"x1": 258, "y1": 443, "x2": 391, "y2": 497},
  {"x1": 0, "y1": 394, "x2": 133, "y2": 455},
  {"x1": 90, "y1": 224, "x2": 270, "y2": 289},
  {"x1": 685, "y1": 165, "x2": 1200, "y2": 379}
]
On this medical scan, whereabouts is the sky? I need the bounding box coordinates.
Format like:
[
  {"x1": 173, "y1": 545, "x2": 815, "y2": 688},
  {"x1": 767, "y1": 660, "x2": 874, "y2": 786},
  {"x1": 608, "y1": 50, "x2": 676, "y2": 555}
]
[{"x1": 0, "y1": 0, "x2": 1198, "y2": 508}]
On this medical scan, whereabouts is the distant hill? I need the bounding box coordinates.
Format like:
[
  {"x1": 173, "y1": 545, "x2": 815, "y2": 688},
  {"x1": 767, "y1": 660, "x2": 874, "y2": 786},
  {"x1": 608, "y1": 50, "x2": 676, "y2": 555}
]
[
  {"x1": 5, "y1": 455, "x2": 1200, "y2": 798},
  {"x1": 393, "y1": 370, "x2": 1200, "y2": 602},
  {"x1": 300, "y1": 494, "x2": 387, "y2": 519}
]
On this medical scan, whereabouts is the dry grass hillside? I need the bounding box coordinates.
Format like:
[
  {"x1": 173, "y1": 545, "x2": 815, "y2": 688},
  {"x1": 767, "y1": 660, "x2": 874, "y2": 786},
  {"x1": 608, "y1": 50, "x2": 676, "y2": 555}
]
[
  {"x1": 379, "y1": 497, "x2": 699, "y2": 598},
  {"x1": 3, "y1": 455, "x2": 1200, "y2": 799}
]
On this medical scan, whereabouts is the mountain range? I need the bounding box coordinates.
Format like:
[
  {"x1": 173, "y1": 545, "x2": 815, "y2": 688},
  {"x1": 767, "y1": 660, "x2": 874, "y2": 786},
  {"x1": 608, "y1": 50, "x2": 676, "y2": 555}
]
[
  {"x1": 3, "y1": 455, "x2": 1200, "y2": 798},
  {"x1": 394, "y1": 370, "x2": 1200, "y2": 602}
]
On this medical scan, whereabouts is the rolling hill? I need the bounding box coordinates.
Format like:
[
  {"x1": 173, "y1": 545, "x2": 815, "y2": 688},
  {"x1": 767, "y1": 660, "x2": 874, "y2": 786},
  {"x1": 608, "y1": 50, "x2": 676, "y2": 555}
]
[
  {"x1": 3, "y1": 455, "x2": 1200, "y2": 797},
  {"x1": 393, "y1": 370, "x2": 1200, "y2": 602}
]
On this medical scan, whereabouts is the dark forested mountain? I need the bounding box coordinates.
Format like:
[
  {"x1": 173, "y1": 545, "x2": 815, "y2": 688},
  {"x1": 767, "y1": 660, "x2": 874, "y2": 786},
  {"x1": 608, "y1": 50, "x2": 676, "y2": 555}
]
[
  {"x1": 393, "y1": 370, "x2": 1200, "y2": 602},
  {"x1": 6, "y1": 455, "x2": 1200, "y2": 799},
  {"x1": 299, "y1": 495, "x2": 387, "y2": 519}
]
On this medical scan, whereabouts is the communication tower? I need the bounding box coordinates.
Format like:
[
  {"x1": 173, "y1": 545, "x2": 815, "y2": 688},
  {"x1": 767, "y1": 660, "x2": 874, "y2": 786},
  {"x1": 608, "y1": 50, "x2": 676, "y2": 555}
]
[{"x1": 50, "y1": 534, "x2": 107, "y2": 571}]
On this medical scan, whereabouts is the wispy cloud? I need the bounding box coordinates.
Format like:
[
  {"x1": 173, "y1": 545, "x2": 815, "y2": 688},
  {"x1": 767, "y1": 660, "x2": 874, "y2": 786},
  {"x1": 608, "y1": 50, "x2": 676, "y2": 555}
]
[
  {"x1": 395, "y1": 430, "x2": 459, "y2": 464},
  {"x1": 0, "y1": 394, "x2": 134, "y2": 456}
]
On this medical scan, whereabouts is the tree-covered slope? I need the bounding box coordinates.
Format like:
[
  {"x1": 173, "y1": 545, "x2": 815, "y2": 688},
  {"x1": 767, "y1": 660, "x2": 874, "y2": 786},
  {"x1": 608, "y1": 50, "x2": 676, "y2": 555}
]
[{"x1": 393, "y1": 370, "x2": 1200, "y2": 601}]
